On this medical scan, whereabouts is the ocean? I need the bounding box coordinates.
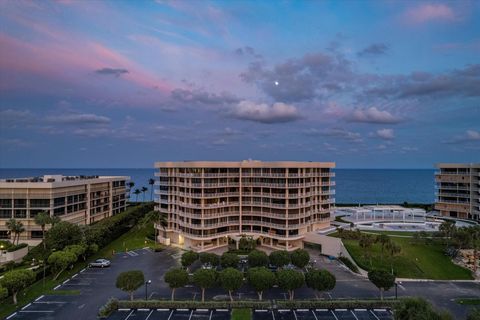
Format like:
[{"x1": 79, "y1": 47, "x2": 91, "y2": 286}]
[{"x1": 0, "y1": 168, "x2": 435, "y2": 204}]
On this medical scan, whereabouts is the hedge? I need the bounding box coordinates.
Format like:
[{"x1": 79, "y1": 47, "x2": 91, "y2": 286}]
[
  {"x1": 116, "y1": 300, "x2": 271, "y2": 309},
  {"x1": 338, "y1": 256, "x2": 359, "y2": 273},
  {"x1": 6, "y1": 243, "x2": 28, "y2": 252},
  {"x1": 276, "y1": 299, "x2": 400, "y2": 309}
]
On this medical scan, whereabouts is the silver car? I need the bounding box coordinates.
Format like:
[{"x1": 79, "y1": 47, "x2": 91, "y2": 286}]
[{"x1": 88, "y1": 258, "x2": 111, "y2": 268}]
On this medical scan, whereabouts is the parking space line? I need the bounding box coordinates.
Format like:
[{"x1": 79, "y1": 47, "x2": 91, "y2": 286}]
[
  {"x1": 216, "y1": 309, "x2": 228, "y2": 312},
  {"x1": 21, "y1": 303, "x2": 32, "y2": 310},
  {"x1": 138, "y1": 309, "x2": 150, "y2": 311},
  {"x1": 350, "y1": 310, "x2": 359, "y2": 320},
  {"x1": 188, "y1": 309, "x2": 194, "y2": 320},
  {"x1": 6, "y1": 312, "x2": 17, "y2": 319},
  {"x1": 80, "y1": 268, "x2": 86, "y2": 273},
  {"x1": 373, "y1": 309, "x2": 386, "y2": 312},
  {"x1": 53, "y1": 285, "x2": 61, "y2": 290},
  {"x1": 271, "y1": 310, "x2": 276, "y2": 320},
  {"x1": 34, "y1": 301, "x2": 66, "y2": 304},
  {"x1": 20, "y1": 310, "x2": 55, "y2": 313},
  {"x1": 146, "y1": 310, "x2": 154, "y2": 320},
  {"x1": 124, "y1": 309, "x2": 135, "y2": 320},
  {"x1": 63, "y1": 279, "x2": 70, "y2": 284},
  {"x1": 369, "y1": 310, "x2": 380, "y2": 320},
  {"x1": 330, "y1": 310, "x2": 339, "y2": 320},
  {"x1": 35, "y1": 295, "x2": 44, "y2": 302},
  {"x1": 72, "y1": 273, "x2": 78, "y2": 278},
  {"x1": 118, "y1": 309, "x2": 131, "y2": 311},
  {"x1": 311, "y1": 310, "x2": 318, "y2": 320},
  {"x1": 255, "y1": 310, "x2": 268, "y2": 312},
  {"x1": 157, "y1": 309, "x2": 169, "y2": 311},
  {"x1": 209, "y1": 310, "x2": 213, "y2": 320},
  {"x1": 293, "y1": 310, "x2": 298, "y2": 320},
  {"x1": 315, "y1": 309, "x2": 328, "y2": 312},
  {"x1": 167, "y1": 310, "x2": 174, "y2": 320}
]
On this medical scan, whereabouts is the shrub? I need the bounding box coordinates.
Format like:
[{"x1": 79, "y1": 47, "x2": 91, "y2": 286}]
[
  {"x1": 6, "y1": 243, "x2": 28, "y2": 252},
  {"x1": 199, "y1": 253, "x2": 219, "y2": 266},
  {"x1": 338, "y1": 256, "x2": 359, "y2": 273},
  {"x1": 248, "y1": 250, "x2": 269, "y2": 267},
  {"x1": 221, "y1": 252, "x2": 240, "y2": 268},
  {"x1": 269, "y1": 250, "x2": 290, "y2": 267},
  {"x1": 290, "y1": 249, "x2": 310, "y2": 269},
  {"x1": 181, "y1": 251, "x2": 199, "y2": 270},
  {"x1": 98, "y1": 298, "x2": 119, "y2": 318}
]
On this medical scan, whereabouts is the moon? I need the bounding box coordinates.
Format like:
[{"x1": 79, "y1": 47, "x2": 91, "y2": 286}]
[{"x1": 274, "y1": 81, "x2": 279, "y2": 86}]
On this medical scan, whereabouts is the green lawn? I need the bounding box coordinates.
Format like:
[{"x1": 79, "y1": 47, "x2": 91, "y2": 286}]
[
  {"x1": 94, "y1": 222, "x2": 160, "y2": 259},
  {"x1": 232, "y1": 308, "x2": 252, "y2": 320},
  {"x1": 342, "y1": 237, "x2": 473, "y2": 280},
  {"x1": 360, "y1": 230, "x2": 435, "y2": 237},
  {"x1": 456, "y1": 298, "x2": 480, "y2": 305}
]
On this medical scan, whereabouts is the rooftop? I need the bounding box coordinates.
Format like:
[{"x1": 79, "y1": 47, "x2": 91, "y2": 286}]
[{"x1": 0, "y1": 175, "x2": 128, "y2": 183}]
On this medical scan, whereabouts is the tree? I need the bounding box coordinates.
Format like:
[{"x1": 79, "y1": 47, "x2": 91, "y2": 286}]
[
  {"x1": 116, "y1": 270, "x2": 145, "y2": 301},
  {"x1": 269, "y1": 250, "x2": 290, "y2": 268},
  {"x1": 133, "y1": 189, "x2": 141, "y2": 202},
  {"x1": 193, "y1": 268, "x2": 217, "y2": 302},
  {"x1": 0, "y1": 285, "x2": 7, "y2": 300},
  {"x1": 164, "y1": 268, "x2": 189, "y2": 301},
  {"x1": 238, "y1": 236, "x2": 256, "y2": 252},
  {"x1": 439, "y1": 221, "x2": 456, "y2": 247},
  {"x1": 376, "y1": 234, "x2": 391, "y2": 262},
  {"x1": 148, "y1": 178, "x2": 155, "y2": 201},
  {"x1": 247, "y1": 267, "x2": 276, "y2": 300},
  {"x1": 48, "y1": 250, "x2": 77, "y2": 280},
  {"x1": 1, "y1": 269, "x2": 35, "y2": 304},
  {"x1": 65, "y1": 244, "x2": 86, "y2": 261},
  {"x1": 221, "y1": 252, "x2": 239, "y2": 268},
  {"x1": 359, "y1": 234, "x2": 375, "y2": 265},
  {"x1": 394, "y1": 297, "x2": 453, "y2": 320},
  {"x1": 385, "y1": 241, "x2": 401, "y2": 274},
  {"x1": 6, "y1": 218, "x2": 25, "y2": 245},
  {"x1": 45, "y1": 221, "x2": 83, "y2": 250},
  {"x1": 305, "y1": 269, "x2": 336, "y2": 299},
  {"x1": 290, "y1": 249, "x2": 310, "y2": 269},
  {"x1": 127, "y1": 181, "x2": 135, "y2": 199},
  {"x1": 199, "y1": 252, "x2": 219, "y2": 267},
  {"x1": 219, "y1": 267, "x2": 244, "y2": 302},
  {"x1": 34, "y1": 211, "x2": 52, "y2": 250},
  {"x1": 181, "y1": 251, "x2": 198, "y2": 271},
  {"x1": 368, "y1": 269, "x2": 395, "y2": 300},
  {"x1": 248, "y1": 250, "x2": 269, "y2": 267},
  {"x1": 467, "y1": 308, "x2": 480, "y2": 320},
  {"x1": 141, "y1": 186, "x2": 148, "y2": 202},
  {"x1": 277, "y1": 269, "x2": 304, "y2": 300}
]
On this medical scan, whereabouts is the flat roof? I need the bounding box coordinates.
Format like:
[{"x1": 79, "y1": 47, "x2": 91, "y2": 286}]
[
  {"x1": 0, "y1": 175, "x2": 130, "y2": 188},
  {"x1": 436, "y1": 163, "x2": 480, "y2": 169},
  {"x1": 155, "y1": 160, "x2": 335, "y2": 168}
]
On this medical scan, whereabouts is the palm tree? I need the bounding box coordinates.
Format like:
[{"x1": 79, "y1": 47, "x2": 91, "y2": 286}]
[
  {"x1": 6, "y1": 219, "x2": 25, "y2": 245},
  {"x1": 127, "y1": 181, "x2": 135, "y2": 199},
  {"x1": 141, "y1": 186, "x2": 148, "y2": 202},
  {"x1": 34, "y1": 211, "x2": 52, "y2": 250},
  {"x1": 50, "y1": 216, "x2": 61, "y2": 226},
  {"x1": 148, "y1": 178, "x2": 155, "y2": 201},
  {"x1": 133, "y1": 189, "x2": 141, "y2": 202}
]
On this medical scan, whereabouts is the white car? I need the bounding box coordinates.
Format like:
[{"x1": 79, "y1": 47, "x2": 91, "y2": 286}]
[{"x1": 89, "y1": 258, "x2": 111, "y2": 268}]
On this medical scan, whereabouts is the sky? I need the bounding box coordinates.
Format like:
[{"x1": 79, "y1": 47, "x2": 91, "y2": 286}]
[{"x1": 0, "y1": 0, "x2": 479, "y2": 169}]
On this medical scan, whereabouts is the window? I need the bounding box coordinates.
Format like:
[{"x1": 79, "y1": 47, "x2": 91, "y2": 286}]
[
  {"x1": 0, "y1": 231, "x2": 9, "y2": 239},
  {"x1": 14, "y1": 199, "x2": 27, "y2": 208},
  {"x1": 30, "y1": 199, "x2": 50, "y2": 208},
  {"x1": 54, "y1": 207, "x2": 65, "y2": 216},
  {"x1": 54, "y1": 197, "x2": 65, "y2": 207},
  {"x1": 14, "y1": 209, "x2": 27, "y2": 218},
  {"x1": 31, "y1": 231, "x2": 43, "y2": 239},
  {"x1": 0, "y1": 209, "x2": 12, "y2": 219},
  {"x1": 0, "y1": 199, "x2": 12, "y2": 208}
]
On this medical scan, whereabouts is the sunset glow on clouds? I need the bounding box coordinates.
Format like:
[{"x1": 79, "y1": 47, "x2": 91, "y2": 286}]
[{"x1": 0, "y1": 0, "x2": 479, "y2": 168}]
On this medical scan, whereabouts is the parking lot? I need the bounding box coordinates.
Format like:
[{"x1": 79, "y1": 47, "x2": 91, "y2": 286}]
[
  {"x1": 4, "y1": 247, "x2": 479, "y2": 320},
  {"x1": 106, "y1": 308, "x2": 393, "y2": 320}
]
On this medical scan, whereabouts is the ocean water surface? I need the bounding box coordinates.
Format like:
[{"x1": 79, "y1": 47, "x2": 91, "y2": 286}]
[{"x1": 0, "y1": 168, "x2": 435, "y2": 204}]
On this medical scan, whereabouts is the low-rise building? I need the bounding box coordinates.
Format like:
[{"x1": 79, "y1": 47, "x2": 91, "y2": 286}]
[
  {"x1": 0, "y1": 175, "x2": 130, "y2": 244},
  {"x1": 435, "y1": 163, "x2": 480, "y2": 221},
  {"x1": 154, "y1": 160, "x2": 335, "y2": 252}
]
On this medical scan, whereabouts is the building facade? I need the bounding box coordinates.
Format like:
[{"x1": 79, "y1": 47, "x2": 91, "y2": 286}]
[
  {"x1": 0, "y1": 175, "x2": 129, "y2": 244},
  {"x1": 435, "y1": 163, "x2": 480, "y2": 221},
  {"x1": 154, "y1": 161, "x2": 335, "y2": 252}
]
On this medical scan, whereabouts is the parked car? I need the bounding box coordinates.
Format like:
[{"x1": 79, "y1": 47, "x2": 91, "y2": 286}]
[{"x1": 88, "y1": 258, "x2": 111, "y2": 268}]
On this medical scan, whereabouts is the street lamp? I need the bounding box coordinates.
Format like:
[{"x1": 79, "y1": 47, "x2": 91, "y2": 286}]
[
  {"x1": 394, "y1": 282, "x2": 398, "y2": 300},
  {"x1": 145, "y1": 280, "x2": 152, "y2": 300}
]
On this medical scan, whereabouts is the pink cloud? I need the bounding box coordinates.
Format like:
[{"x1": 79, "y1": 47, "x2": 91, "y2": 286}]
[{"x1": 403, "y1": 4, "x2": 457, "y2": 24}]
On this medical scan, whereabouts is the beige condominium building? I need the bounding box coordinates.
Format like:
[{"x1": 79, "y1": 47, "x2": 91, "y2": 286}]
[
  {"x1": 435, "y1": 163, "x2": 480, "y2": 221},
  {"x1": 0, "y1": 175, "x2": 129, "y2": 244},
  {"x1": 154, "y1": 160, "x2": 335, "y2": 252}
]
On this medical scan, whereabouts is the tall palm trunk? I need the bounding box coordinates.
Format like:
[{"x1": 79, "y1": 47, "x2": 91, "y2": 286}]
[
  {"x1": 171, "y1": 288, "x2": 176, "y2": 301},
  {"x1": 42, "y1": 225, "x2": 46, "y2": 250}
]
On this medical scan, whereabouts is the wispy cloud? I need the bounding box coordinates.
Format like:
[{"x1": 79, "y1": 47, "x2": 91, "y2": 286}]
[
  {"x1": 357, "y1": 43, "x2": 389, "y2": 57},
  {"x1": 347, "y1": 107, "x2": 403, "y2": 124},
  {"x1": 403, "y1": 4, "x2": 457, "y2": 25}
]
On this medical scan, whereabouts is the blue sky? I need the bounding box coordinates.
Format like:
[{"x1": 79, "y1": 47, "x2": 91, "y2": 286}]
[{"x1": 0, "y1": 0, "x2": 479, "y2": 168}]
